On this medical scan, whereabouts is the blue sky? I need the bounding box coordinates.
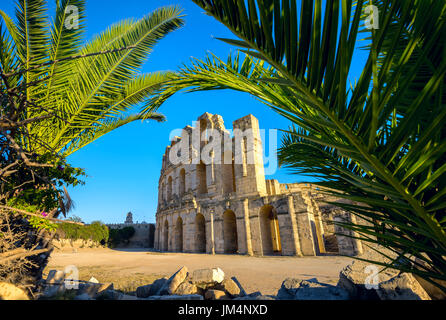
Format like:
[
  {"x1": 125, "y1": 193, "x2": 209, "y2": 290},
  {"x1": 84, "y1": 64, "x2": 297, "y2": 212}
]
[{"x1": 1, "y1": 0, "x2": 368, "y2": 224}]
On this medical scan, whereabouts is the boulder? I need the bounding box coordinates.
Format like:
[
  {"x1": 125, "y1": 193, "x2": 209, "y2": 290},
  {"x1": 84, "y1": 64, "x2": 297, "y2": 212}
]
[
  {"x1": 377, "y1": 273, "x2": 431, "y2": 300},
  {"x1": 159, "y1": 266, "x2": 189, "y2": 295},
  {"x1": 234, "y1": 293, "x2": 275, "y2": 300},
  {"x1": 136, "y1": 284, "x2": 152, "y2": 298},
  {"x1": 230, "y1": 277, "x2": 247, "y2": 297},
  {"x1": 216, "y1": 279, "x2": 241, "y2": 298},
  {"x1": 42, "y1": 284, "x2": 66, "y2": 298},
  {"x1": 119, "y1": 294, "x2": 140, "y2": 300},
  {"x1": 0, "y1": 282, "x2": 29, "y2": 300},
  {"x1": 174, "y1": 281, "x2": 201, "y2": 295},
  {"x1": 276, "y1": 278, "x2": 302, "y2": 300},
  {"x1": 96, "y1": 289, "x2": 123, "y2": 300},
  {"x1": 148, "y1": 294, "x2": 204, "y2": 300},
  {"x1": 294, "y1": 279, "x2": 349, "y2": 300},
  {"x1": 74, "y1": 293, "x2": 93, "y2": 300},
  {"x1": 205, "y1": 289, "x2": 229, "y2": 300},
  {"x1": 46, "y1": 270, "x2": 65, "y2": 285},
  {"x1": 148, "y1": 277, "x2": 168, "y2": 296},
  {"x1": 413, "y1": 274, "x2": 446, "y2": 300},
  {"x1": 337, "y1": 247, "x2": 400, "y2": 299},
  {"x1": 191, "y1": 268, "x2": 225, "y2": 285},
  {"x1": 78, "y1": 282, "x2": 113, "y2": 299}
]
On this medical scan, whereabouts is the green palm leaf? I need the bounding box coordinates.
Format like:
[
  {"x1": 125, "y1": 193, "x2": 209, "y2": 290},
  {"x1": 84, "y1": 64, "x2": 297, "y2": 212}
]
[{"x1": 147, "y1": 0, "x2": 446, "y2": 291}]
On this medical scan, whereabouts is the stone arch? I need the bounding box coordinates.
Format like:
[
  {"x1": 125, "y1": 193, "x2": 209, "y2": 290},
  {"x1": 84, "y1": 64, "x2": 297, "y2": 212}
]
[
  {"x1": 163, "y1": 219, "x2": 169, "y2": 251},
  {"x1": 259, "y1": 205, "x2": 282, "y2": 255},
  {"x1": 195, "y1": 213, "x2": 206, "y2": 253},
  {"x1": 223, "y1": 210, "x2": 238, "y2": 253},
  {"x1": 179, "y1": 168, "x2": 186, "y2": 197},
  {"x1": 175, "y1": 216, "x2": 183, "y2": 252},
  {"x1": 167, "y1": 176, "x2": 173, "y2": 201},
  {"x1": 197, "y1": 162, "x2": 207, "y2": 195}
]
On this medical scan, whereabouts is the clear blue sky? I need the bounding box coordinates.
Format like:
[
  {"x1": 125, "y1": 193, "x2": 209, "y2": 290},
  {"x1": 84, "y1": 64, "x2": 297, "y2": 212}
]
[{"x1": 1, "y1": 0, "x2": 368, "y2": 224}]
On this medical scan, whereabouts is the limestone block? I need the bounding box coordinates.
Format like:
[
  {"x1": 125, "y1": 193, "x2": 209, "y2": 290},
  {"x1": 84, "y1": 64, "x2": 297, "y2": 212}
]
[
  {"x1": 149, "y1": 277, "x2": 169, "y2": 296},
  {"x1": 413, "y1": 274, "x2": 446, "y2": 300},
  {"x1": 136, "y1": 284, "x2": 152, "y2": 298},
  {"x1": 230, "y1": 277, "x2": 247, "y2": 297},
  {"x1": 74, "y1": 293, "x2": 93, "y2": 300},
  {"x1": 149, "y1": 294, "x2": 204, "y2": 300},
  {"x1": 337, "y1": 248, "x2": 400, "y2": 299},
  {"x1": 204, "y1": 289, "x2": 229, "y2": 300},
  {"x1": 0, "y1": 282, "x2": 29, "y2": 300},
  {"x1": 294, "y1": 279, "x2": 349, "y2": 300},
  {"x1": 78, "y1": 282, "x2": 114, "y2": 299},
  {"x1": 175, "y1": 281, "x2": 201, "y2": 295},
  {"x1": 234, "y1": 294, "x2": 276, "y2": 300},
  {"x1": 276, "y1": 278, "x2": 302, "y2": 300},
  {"x1": 159, "y1": 266, "x2": 189, "y2": 295},
  {"x1": 46, "y1": 270, "x2": 65, "y2": 285},
  {"x1": 377, "y1": 273, "x2": 431, "y2": 300},
  {"x1": 191, "y1": 268, "x2": 225, "y2": 285},
  {"x1": 215, "y1": 279, "x2": 241, "y2": 297}
]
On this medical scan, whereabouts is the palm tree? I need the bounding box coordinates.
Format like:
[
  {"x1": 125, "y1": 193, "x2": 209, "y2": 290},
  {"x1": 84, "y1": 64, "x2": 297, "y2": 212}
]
[
  {"x1": 0, "y1": 0, "x2": 184, "y2": 157},
  {"x1": 0, "y1": 0, "x2": 184, "y2": 295},
  {"x1": 143, "y1": 0, "x2": 446, "y2": 292}
]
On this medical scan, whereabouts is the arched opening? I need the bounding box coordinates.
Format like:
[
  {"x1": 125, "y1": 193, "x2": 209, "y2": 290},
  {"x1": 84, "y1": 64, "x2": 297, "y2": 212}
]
[
  {"x1": 197, "y1": 162, "x2": 207, "y2": 195},
  {"x1": 179, "y1": 168, "x2": 186, "y2": 197},
  {"x1": 175, "y1": 217, "x2": 183, "y2": 252},
  {"x1": 200, "y1": 118, "x2": 208, "y2": 143},
  {"x1": 167, "y1": 176, "x2": 173, "y2": 201},
  {"x1": 161, "y1": 181, "x2": 166, "y2": 202},
  {"x1": 259, "y1": 205, "x2": 282, "y2": 255},
  {"x1": 222, "y1": 151, "x2": 236, "y2": 194},
  {"x1": 195, "y1": 213, "x2": 206, "y2": 253},
  {"x1": 223, "y1": 210, "x2": 238, "y2": 253},
  {"x1": 163, "y1": 220, "x2": 169, "y2": 251}
]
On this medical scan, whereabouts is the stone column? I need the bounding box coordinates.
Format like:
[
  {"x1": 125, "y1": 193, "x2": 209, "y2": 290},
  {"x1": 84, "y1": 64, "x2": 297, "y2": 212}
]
[
  {"x1": 155, "y1": 220, "x2": 160, "y2": 250},
  {"x1": 242, "y1": 199, "x2": 254, "y2": 256},
  {"x1": 210, "y1": 210, "x2": 215, "y2": 255},
  {"x1": 288, "y1": 196, "x2": 303, "y2": 257}
]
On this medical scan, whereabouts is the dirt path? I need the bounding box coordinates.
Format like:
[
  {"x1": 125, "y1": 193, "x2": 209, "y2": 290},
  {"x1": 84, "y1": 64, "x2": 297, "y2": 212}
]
[{"x1": 46, "y1": 248, "x2": 353, "y2": 295}]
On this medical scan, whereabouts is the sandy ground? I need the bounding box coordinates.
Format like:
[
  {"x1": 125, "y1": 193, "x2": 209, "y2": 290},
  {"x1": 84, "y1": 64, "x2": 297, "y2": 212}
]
[{"x1": 45, "y1": 248, "x2": 353, "y2": 295}]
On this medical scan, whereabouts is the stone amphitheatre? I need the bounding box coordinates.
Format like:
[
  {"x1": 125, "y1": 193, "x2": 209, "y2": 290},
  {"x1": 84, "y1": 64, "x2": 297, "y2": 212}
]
[
  {"x1": 155, "y1": 112, "x2": 362, "y2": 257},
  {"x1": 38, "y1": 113, "x2": 436, "y2": 301}
]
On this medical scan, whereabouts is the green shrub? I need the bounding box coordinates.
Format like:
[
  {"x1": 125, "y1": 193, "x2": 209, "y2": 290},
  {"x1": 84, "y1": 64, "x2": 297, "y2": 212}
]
[
  {"x1": 108, "y1": 226, "x2": 135, "y2": 248},
  {"x1": 57, "y1": 221, "x2": 109, "y2": 245}
]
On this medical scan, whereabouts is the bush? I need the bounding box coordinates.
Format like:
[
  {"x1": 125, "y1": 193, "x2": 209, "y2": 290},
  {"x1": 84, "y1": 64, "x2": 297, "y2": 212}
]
[
  {"x1": 108, "y1": 226, "x2": 135, "y2": 248},
  {"x1": 57, "y1": 221, "x2": 109, "y2": 245}
]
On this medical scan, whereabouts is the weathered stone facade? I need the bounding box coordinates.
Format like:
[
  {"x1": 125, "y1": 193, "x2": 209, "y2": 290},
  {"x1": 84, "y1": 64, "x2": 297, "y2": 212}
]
[
  {"x1": 107, "y1": 216, "x2": 155, "y2": 248},
  {"x1": 154, "y1": 113, "x2": 361, "y2": 256}
]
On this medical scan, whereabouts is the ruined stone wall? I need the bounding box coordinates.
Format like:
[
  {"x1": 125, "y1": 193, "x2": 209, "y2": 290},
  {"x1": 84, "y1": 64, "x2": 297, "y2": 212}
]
[
  {"x1": 107, "y1": 223, "x2": 155, "y2": 248},
  {"x1": 154, "y1": 113, "x2": 362, "y2": 257}
]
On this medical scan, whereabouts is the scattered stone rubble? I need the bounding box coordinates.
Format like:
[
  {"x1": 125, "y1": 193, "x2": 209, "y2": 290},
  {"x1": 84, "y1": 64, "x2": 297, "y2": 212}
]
[{"x1": 32, "y1": 259, "x2": 436, "y2": 301}]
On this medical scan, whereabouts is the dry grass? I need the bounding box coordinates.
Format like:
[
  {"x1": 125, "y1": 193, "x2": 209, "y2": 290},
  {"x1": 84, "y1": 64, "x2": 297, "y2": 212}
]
[{"x1": 42, "y1": 265, "x2": 167, "y2": 294}]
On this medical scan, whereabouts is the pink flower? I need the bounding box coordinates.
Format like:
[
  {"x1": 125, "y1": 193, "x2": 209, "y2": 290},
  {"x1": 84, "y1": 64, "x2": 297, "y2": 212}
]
[{"x1": 41, "y1": 211, "x2": 48, "y2": 217}]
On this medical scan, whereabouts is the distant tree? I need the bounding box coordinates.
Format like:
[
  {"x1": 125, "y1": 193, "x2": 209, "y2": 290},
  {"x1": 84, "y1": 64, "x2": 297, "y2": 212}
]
[{"x1": 66, "y1": 215, "x2": 83, "y2": 223}]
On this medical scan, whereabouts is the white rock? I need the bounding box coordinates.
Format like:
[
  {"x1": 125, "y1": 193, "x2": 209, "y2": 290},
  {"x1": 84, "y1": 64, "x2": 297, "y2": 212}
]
[
  {"x1": 191, "y1": 268, "x2": 225, "y2": 285},
  {"x1": 88, "y1": 277, "x2": 99, "y2": 284}
]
